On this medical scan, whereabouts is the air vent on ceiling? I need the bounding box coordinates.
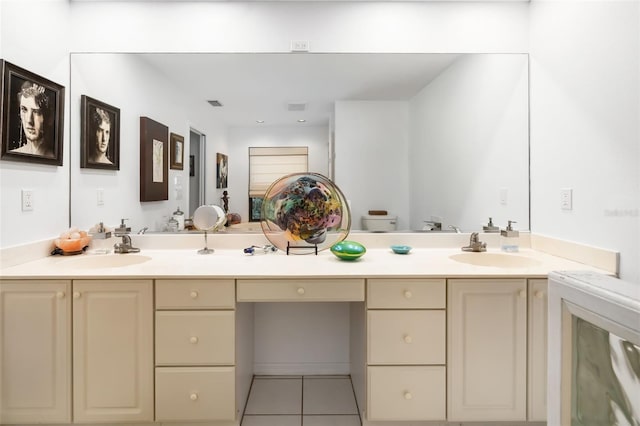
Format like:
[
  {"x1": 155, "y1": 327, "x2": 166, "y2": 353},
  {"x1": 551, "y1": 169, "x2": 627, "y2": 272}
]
[
  {"x1": 207, "y1": 100, "x2": 223, "y2": 107},
  {"x1": 287, "y1": 102, "x2": 307, "y2": 111}
]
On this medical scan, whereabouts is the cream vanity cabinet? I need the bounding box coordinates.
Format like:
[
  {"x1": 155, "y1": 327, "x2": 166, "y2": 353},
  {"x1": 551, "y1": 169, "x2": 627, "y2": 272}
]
[
  {"x1": 154, "y1": 279, "x2": 236, "y2": 422},
  {"x1": 366, "y1": 279, "x2": 446, "y2": 421},
  {"x1": 0, "y1": 280, "x2": 72, "y2": 424},
  {"x1": 72, "y1": 279, "x2": 154, "y2": 423},
  {"x1": 0, "y1": 279, "x2": 153, "y2": 424},
  {"x1": 528, "y1": 279, "x2": 548, "y2": 421},
  {"x1": 448, "y1": 278, "x2": 528, "y2": 422}
]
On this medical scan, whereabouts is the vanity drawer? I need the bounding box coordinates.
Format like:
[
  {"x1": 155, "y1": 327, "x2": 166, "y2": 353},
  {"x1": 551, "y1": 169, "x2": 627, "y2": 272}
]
[
  {"x1": 155, "y1": 366, "x2": 235, "y2": 421},
  {"x1": 367, "y1": 366, "x2": 445, "y2": 421},
  {"x1": 368, "y1": 310, "x2": 445, "y2": 364},
  {"x1": 367, "y1": 279, "x2": 445, "y2": 309},
  {"x1": 237, "y1": 279, "x2": 365, "y2": 302},
  {"x1": 156, "y1": 311, "x2": 234, "y2": 365},
  {"x1": 156, "y1": 279, "x2": 235, "y2": 309}
]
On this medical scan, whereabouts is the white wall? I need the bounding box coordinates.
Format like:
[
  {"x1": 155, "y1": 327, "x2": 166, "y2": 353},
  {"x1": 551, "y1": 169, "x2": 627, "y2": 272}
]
[
  {"x1": 70, "y1": 54, "x2": 229, "y2": 233},
  {"x1": 408, "y1": 54, "x2": 529, "y2": 232},
  {"x1": 0, "y1": 0, "x2": 71, "y2": 247},
  {"x1": 529, "y1": 0, "x2": 639, "y2": 282},
  {"x1": 227, "y1": 125, "x2": 329, "y2": 222},
  {"x1": 334, "y1": 101, "x2": 410, "y2": 230},
  {"x1": 253, "y1": 303, "x2": 350, "y2": 375}
]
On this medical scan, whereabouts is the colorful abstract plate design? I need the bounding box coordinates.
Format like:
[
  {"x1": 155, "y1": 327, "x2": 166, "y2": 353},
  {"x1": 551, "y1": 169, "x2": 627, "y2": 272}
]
[{"x1": 260, "y1": 173, "x2": 351, "y2": 254}]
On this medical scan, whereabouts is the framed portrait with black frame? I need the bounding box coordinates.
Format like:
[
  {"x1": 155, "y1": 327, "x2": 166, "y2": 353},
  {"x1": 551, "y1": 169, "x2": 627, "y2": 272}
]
[
  {"x1": 80, "y1": 95, "x2": 120, "y2": 170},
  {"x1": 0, "y1": 60, "x2": 65, "y2": 166}
]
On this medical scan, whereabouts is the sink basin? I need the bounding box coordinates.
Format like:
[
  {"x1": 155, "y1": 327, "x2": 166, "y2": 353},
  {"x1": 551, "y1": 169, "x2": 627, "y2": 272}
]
[
  {"x1": 61, "y1": 254, "x2": 152, "y2": 269},
  {"x1": 449, "y1": 252, "x2": 541, "y2": 268}
]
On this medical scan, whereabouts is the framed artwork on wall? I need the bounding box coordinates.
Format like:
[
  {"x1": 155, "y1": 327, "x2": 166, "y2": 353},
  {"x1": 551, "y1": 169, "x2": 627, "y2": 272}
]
[
  {"x1": 216, "y1": 152, "x2": 228, "y2": 188},
  {"x1": 170, "y1": 132, "x2": 184, "y2": 170},
  {"x1": 140, "y1": 116, "x2": 168, "y2": 202},
  {"x1": 80, "y1": 95, "x2": 120, "y2": 170},
  {"x1": 0, "y1": 60, "x2": 65, "y2": 166}
]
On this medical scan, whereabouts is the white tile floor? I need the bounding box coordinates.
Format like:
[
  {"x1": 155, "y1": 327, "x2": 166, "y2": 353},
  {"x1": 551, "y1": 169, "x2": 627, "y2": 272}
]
[{"x1": 241, "y1": 375, "x2": 361, "y2": 426}]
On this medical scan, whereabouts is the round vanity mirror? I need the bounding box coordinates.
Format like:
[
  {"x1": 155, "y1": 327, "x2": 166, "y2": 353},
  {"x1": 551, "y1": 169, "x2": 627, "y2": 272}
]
[{"x1": 193, "y1": 204, "x2": 226, "y2": 254}]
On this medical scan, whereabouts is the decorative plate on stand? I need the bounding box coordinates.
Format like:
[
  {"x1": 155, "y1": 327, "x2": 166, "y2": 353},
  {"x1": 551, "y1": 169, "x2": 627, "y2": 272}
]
[{"x1": 260, "y1": 173, "x2": 351, "y2": 254}]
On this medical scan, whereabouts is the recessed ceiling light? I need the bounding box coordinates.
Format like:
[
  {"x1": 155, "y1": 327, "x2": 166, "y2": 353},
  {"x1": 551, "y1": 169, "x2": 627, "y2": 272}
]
[
  {"x1": 297, "y1": 119, "x2": 306, "y2": 123},
  {"x1": 256, "y1": 120, "x2": 265, "y2": 124}
]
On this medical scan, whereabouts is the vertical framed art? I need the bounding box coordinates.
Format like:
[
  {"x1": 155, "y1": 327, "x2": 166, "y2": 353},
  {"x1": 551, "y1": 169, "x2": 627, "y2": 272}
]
[
  {"x1": 0, "y1": 60, "x2": 65, "y2": 166},
  {"x1": 140, "y1": 117, "x2": 168, "y2": 201},
  {"x1": 80, "y1": 95, "x2": 120, "y2": 170},
  {"x1": 170, "y1": 132, "x2": 184, "y2": 170},
  {"x1": 216, "y1": 152, "x2": 228, "y2": 188}
]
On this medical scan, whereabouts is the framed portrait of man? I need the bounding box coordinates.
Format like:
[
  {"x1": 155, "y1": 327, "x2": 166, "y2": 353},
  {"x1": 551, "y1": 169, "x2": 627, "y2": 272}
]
[
  {"x1": 80, "y1": 95, "x2": 120, "y2": 170},
  {"x1": 0, "y1": 60, "x2": 65, "y2": 166}
]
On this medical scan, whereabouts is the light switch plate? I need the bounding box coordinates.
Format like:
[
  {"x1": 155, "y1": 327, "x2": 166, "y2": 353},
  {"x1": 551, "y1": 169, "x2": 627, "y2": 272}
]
[
  {"x1": 499, "y1": 188, "x2": 508, "y2": 205},
  {"x1": 560, "y1": 188, "x2": 573, "y2": 210},
  {"x1": 21, "y1": 189, "x2": 34, "y2": 211}
]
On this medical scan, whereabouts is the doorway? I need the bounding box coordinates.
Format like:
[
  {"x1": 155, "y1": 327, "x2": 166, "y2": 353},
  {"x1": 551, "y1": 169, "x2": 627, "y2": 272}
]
[{"x1": 189, "y1": 129, "x2": 206, "y2": 217}]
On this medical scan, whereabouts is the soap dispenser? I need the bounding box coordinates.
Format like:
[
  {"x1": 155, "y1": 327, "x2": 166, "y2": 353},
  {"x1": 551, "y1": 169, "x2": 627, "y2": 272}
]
[
  {"x1": 500, "y1": 220, "x2": 519, "y2": 252},
  {"x1": 482, "y1": 217, "x2": 500, "y2": 233},
  {"x1": 172, "y1": 206, "x2": 185, "y2": 231}
]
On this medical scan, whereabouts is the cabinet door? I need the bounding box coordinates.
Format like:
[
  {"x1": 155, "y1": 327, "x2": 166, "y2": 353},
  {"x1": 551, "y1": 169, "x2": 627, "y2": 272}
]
[
  {"x1": 448, "y1": 279, "x2": 527, "y2": 421},
  {"x1": 528, "y1": 279, "x2": 548, "y2": 421},
  {"x1": 0, "y1": 280, "x2": 71, "y2": 423},
  {"x1": 72, "y1": 280, "x2": 153, "y2": 423}
]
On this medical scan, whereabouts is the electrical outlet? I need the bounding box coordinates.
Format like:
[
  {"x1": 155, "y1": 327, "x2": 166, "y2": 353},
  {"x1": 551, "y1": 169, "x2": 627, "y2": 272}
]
[
  {"x1": 290, "y1": 40, "x2": 310, "y2": 52},
  {"x1": 97, "y1": 189, "x2": 104, "y2": 206},
  {"x1": 499, "y1": 188, "x2": 508, "y2": 205},
  {"x1": 560, "y1": 188, "x2": 573, "y2": 210},
  {"x1": 21, "y1": 189, "x2": 34, "y2": 211}
]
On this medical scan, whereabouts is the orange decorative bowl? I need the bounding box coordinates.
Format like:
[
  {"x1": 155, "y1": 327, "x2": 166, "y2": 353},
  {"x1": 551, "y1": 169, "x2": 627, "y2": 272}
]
[{"x1": 54, "y1": 236, "x2": 92, "y2": 254}]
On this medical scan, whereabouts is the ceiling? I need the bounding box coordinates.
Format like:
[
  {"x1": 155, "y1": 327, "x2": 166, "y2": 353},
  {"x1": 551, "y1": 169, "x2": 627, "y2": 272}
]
[{"x1": 140, "y1": 53, "x2": 460, "y2": 127}]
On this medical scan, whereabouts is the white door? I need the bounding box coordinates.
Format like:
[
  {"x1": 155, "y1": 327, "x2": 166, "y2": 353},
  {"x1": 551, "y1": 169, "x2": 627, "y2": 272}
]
[
  {"x1": 448, "y1": 279, "x2": 527, "y2": 421},
  {"x1": 72, "y1": 280, "x2": 153, "y2": 423},
  {"x1": 0, "y1": 280, "x2": 71, "y2": 423}
]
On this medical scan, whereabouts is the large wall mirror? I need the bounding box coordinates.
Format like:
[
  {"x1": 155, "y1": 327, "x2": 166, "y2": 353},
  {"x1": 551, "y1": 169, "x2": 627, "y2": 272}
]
[{"x1": 70, "y1": 53, "x2": 529, "y2": 233}]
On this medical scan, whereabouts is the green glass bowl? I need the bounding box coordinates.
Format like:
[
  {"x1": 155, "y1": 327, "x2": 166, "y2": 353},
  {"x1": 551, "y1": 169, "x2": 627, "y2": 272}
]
[
  {"x1": 390, "y1": 245, "x2": 412, "y2": 254},
  {"x1": 330, "y1": 240, "x2": 366, "y2": 261}
]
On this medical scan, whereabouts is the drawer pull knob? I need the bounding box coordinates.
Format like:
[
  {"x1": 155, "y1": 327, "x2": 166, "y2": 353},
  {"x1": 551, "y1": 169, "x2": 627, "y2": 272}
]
[
  {"x1": 190, "y1": 291, "x2": 199, "y2": 299},
  {"x1": 73, "y1": 292, "x2": 81, "y2": 299},
  {"x1": 404, "y1": 391, "x2": 413, "y2": 400},
  {"x1": 190, "y1": 393, "x2": 198, "y2": 401},
  {"x1": 56, "y1": 291, "x2": 65, "y2": 299},
  {"x1": 535, "y1": 290, "x2": 545, "y2": 299},
  {"x1": 297, "y1": 287, "x2": 306, "y2": 295},
  {"x1": 190, "y1": 336, "x2": 199, "y2": 344},
  {"x1": 519, "y1": 290, "x2": 526, "y2": 298},
  {"x1": 404, "y1": 290, "x2": 413, "y2": 299},
  {"x1": 403, "y1": 334, "x2": 413, "y2": 344}
]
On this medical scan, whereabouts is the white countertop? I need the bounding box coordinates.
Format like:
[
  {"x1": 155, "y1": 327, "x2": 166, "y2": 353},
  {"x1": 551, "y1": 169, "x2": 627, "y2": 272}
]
[{"x1": 0, "y1": 246, "x2": 611, "y2": 280}]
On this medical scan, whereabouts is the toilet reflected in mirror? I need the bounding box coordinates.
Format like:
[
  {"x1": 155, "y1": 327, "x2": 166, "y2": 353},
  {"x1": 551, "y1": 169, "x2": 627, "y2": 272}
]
[{"x1": 193, "y1": 204, "x2": 227, "y2": 254}]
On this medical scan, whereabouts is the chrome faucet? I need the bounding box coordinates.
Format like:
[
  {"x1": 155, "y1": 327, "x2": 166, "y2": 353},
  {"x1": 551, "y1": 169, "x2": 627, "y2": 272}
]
[
  {"x1": 113, "y1": 219, "x2": 140, "y2": 254},
  {"x1": 461, "y1": 232, "x2": 487, "y2": 252},
  {"x1": 423, "y1": 220, "x2": 442, "y2": 231},
  {"x1": 449, "y1": 225, "x2": 462, "y2": 233}
]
